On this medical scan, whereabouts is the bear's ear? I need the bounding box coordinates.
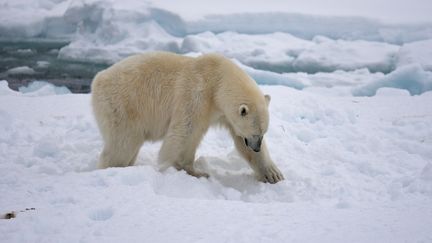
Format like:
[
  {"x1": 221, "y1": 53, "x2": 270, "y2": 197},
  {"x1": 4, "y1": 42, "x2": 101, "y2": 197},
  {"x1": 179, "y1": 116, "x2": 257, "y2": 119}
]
[
  {"x1": 239, "y1": 104, "x2": 249, "y2": 117},
  {"x1": 264, "y1": 94, "x2": 271, "y2": 106}
]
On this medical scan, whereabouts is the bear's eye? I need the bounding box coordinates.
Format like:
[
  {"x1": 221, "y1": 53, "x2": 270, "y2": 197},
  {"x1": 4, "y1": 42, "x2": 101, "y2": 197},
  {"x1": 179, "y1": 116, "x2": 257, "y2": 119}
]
[{"x1": 239, "y1": 104, "x2": 249, "y2": 117}]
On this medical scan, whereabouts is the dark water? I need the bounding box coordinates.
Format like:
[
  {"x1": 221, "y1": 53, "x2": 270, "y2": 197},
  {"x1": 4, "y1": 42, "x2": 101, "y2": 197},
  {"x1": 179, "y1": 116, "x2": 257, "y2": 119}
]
[{"x1": 0, "y1": 39, "x2": 108, "y2": 93}]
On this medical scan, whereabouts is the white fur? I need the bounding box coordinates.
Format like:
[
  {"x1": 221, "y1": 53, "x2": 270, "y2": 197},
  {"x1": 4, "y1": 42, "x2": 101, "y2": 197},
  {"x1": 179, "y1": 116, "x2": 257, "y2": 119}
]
[{"x1": 91, "y1": 52, "x2": 284, "y2": 183}]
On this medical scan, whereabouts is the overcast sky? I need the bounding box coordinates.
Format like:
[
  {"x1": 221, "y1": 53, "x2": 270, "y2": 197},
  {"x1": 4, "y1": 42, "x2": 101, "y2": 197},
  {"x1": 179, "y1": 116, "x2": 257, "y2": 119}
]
[{"x1": 155, "y1": 0, "x2": 432, "y2": 23}]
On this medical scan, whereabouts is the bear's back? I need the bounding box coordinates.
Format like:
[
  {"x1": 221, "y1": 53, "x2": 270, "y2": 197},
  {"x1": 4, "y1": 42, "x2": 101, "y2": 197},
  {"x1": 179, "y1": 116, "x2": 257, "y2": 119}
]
[{"x1": 91, "y1": 52, "x2": 196, "y2": 140}]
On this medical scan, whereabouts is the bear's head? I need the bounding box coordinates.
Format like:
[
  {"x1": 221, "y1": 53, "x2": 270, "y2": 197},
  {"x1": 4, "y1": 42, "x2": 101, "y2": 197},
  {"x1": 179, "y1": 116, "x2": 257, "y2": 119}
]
[
  {"x1": 207, "y1": 54, "x2": 272, "y2": 152},
  {"x1": 226, "y1": 94, "x2": 271, "y2": 153}
]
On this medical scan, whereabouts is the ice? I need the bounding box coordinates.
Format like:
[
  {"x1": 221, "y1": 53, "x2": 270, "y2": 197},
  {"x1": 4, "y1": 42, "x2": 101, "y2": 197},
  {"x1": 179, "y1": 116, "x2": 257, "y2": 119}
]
[
  {"x1": 180, "y1": 33, "x2": 399, "y2": 74},
  {"x1": 6, "y1": 66, "x2": 36, "y2": 75},
  {"x1": 2, "y1": 0, "x2": 432, "y2": 41},
  {"x1": 36, "y1": 61, "x2": 50, "y2": 68},
  {"x1": 18, "y1": 81, "x2": 71, "y2": 96},
  {"x1": 237, "y1": 62, "x2": 306, "y2": 89},
  {"x1": 185, "y1": 12, "x2": 432, "y2": 44},
  {"x1": 352, "y1": 64, "x2": 432, "y2": 96},
  {"x1": 153, "y1": 0, "x2": 432, "y2": 24},
  {"x1": 1, "y1": 0, "x2": 432, "y2": 77},
  {"x1": 293, "y1": 36, "x2": 399, "y2": 73},
  {"x1": 180, "y1": 31, "x2": 313, "y2": 72},
  {"x1": 375, "y1": 88, "x2": 410, "y2": 96},
  {"x1": 397, "y1": 39, "x2": 432, "y2": 71},
  {"x1": 0, "y1": 0, "x2": 71, "y2": 38}
]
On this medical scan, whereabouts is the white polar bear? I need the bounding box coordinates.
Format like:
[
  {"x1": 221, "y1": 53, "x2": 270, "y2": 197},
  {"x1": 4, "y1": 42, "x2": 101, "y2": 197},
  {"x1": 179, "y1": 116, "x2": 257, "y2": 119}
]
[{"x1": 91, "y1": 52, "x2": 284, "y2": 183}]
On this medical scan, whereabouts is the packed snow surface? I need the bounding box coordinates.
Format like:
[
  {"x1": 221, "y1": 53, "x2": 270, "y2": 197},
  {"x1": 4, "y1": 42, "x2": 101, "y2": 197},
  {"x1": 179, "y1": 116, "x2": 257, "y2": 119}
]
[
  {"x1": 1, "y1": 0, "x2": 432, "y2": 242},
  {"x1": 1, "y1": 81, "x2": 432, "y2": 242}
]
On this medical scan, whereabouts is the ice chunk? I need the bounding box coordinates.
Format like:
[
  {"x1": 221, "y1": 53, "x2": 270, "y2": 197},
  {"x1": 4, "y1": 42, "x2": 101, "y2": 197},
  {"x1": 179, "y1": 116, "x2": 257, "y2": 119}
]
[
  {"x1": 181, "y1": 33, "x2": 399, "y2": 74},
  {"x1": 294, "y1": 37, "x2": 399, "y2": 73},
  {"x1": 18, "y1": 81, "x2": 71, "y2": 96},
  {"x1": 375, "y1": 88, "x2": 410, "y2": 96},
  {"x1": 6, "y1": 66, "x2": 36, "y2": 75},
  {"x1": 352, "y1": 64, "x2": 432, "y2": 96},
  {"x1": 397, "y1": 39, "x2": 432, "y2": 71},
  {"x1": 36, "y1": 61, "x2": 50, "y2": 68}
]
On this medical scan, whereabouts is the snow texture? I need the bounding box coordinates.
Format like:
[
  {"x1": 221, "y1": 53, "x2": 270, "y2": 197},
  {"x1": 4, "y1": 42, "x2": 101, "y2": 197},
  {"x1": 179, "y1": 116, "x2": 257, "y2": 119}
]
[
  {"x1": 353, "y1": 64, "x2": 432, "y2": 96},
  {"x1": 397, "y1": 39, "x2": 432, "y2": 71},
  {"x1": 1, "y1": 81, "x2": 432, "y2": 242},
  {"x1": 1, "y1": 0, "x2": 432, "y2": 242}
]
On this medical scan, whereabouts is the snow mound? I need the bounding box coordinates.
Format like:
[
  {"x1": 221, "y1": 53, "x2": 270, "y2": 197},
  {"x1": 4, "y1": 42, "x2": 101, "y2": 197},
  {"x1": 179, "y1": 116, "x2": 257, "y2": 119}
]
[
  {"x1": 57, "y1": 3, "x2": 182, "y2": 63},
  {"x1": 18, "y1": 81, "x2": 71, "y2": 96},
  {"x1": 352, "y1": 64, "x2": 432, "y2": 96},
  {"x1": 375, "y1": 88, "x2": 410, "y2": 96},
  {"x1": 293, "y1": 36, "x2": 398, "y2": 73},
  {"x1": 181, "y1": 31, "x2": 313, "y2": 73},
  {"x1": 6, "y1": 66, "x2": 37, "y2": 75},
  {"x1": 0, "y1": 81, "x2": 20, "y2": 96},
  {"x1": 181, "y1": 33, "x2": 399, "y2": 74},
  {"x1": 0, "y1": 0, "x2": 72, "y2": 38},
  {"x1": 397, "y1": 39, "x2": 432, "y2": 71},
  {"x1": 237, "y1": 61, "x2": 306, "y2": 89},
  {"x1": 0, "y1": 81, "x2": 71, "y2": 97}
]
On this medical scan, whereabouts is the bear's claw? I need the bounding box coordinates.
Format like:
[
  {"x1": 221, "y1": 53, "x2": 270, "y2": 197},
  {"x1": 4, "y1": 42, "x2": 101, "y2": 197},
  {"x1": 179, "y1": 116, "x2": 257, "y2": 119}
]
[
  {"x1": 189, "y1": 171, "x2": 210, "y2": 179},
  {"x1": 184, "y1": 168, "x2": 210, "y2": 179},
  {"x1": 259, "y1": 166, "x2": 284, "y2": 184}
]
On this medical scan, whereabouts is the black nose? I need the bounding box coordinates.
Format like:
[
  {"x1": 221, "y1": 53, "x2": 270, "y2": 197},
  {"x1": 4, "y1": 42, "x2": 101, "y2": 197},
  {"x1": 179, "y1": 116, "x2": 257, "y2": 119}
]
[{"x1": 244, "y1": 135, "x2": 262, "y2": 152}]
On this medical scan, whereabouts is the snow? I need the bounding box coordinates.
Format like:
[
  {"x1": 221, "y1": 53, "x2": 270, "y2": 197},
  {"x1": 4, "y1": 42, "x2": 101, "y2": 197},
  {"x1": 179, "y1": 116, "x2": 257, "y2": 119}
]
[
  {"x1": 293, "y1": 37, "x2": 398, "y2": 73},
  {"x1": 1, "y1": 0, "x2": 432, "y2": 241},
  {"x1": 240, "y1": 63, "x2": 432, "y2": 96},
  {"x1": 18, "y1": 81, "x2": 71, "y2": 96},
  {"x1": 39, "y1": 1, "x2": 432, "y2": 74},
  {"x1": 397, "y1": 39, "x2": 432, "y2": 71},
  {"x1": 180, "y1": 33, "x2": 399, "y2": 74},
  {"x1": 353, "y1": 64, "x2": 432, "y2": 96},
  {"x1": 36, "y1": 61, "x2": 50, "y2": 68},
  {"x1": 6, "y1": 66, "x2": 37, "y2": 75},
  {"x1": 1, "y1": 82, "x2": 432, "y2": 242}
]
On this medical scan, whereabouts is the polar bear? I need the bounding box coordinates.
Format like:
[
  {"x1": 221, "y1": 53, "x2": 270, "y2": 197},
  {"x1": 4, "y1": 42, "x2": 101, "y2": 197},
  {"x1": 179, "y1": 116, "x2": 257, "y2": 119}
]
[{"x1": 91, "y1": 52, "x2": 284, "y2": 183}]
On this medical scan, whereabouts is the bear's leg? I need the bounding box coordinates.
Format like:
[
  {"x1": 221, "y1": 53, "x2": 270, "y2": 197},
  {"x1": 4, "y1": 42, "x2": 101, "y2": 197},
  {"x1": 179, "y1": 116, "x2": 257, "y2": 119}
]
[
  {"x1": 158, "y1": 126, "x2": 209, "y2": 178},
  {"x1": 227, "y1": 127, "x2": 284, "y2": 184},
  {"x1": 98, "y1": 131, "x2": 144, "y2": 169},
  {"x1": 128, "y1": 150, "x2": 140, "y2": 167}
]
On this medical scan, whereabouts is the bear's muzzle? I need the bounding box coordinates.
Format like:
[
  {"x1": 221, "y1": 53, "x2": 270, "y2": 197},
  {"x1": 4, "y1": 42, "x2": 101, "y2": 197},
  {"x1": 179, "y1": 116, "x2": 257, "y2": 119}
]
[{"x1": 244, "y1": 135, "x2": 263, "y2": 152}]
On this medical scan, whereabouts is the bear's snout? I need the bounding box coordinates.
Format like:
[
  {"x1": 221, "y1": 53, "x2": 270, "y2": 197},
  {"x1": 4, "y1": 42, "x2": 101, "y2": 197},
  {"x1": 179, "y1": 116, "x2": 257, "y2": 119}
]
[{"x1": 244, "y1": 135, "x2": 262, "y2": 152}]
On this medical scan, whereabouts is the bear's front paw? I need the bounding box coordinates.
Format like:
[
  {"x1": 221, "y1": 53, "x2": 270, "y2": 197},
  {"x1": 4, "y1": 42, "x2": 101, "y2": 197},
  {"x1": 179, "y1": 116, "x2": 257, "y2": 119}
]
[
  {"x1": 181, "y1": 166, "x2": 210, "y2": 179},
  {"x1": 187, "y1": 170, "x2": 210, "y2": 179},
  {"x1": 258, "y1": 165, "x2": 284, "y2": 184},
  {"x1": 174, "y1": 163, "x2": 210, "y2": 179}
]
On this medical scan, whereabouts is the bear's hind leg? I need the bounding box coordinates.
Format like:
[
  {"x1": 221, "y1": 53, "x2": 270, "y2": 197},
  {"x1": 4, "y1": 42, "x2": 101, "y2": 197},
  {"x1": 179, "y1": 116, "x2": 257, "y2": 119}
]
[{"x1": 98, "y1": 132, "x2": 144, "y2": 169}]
